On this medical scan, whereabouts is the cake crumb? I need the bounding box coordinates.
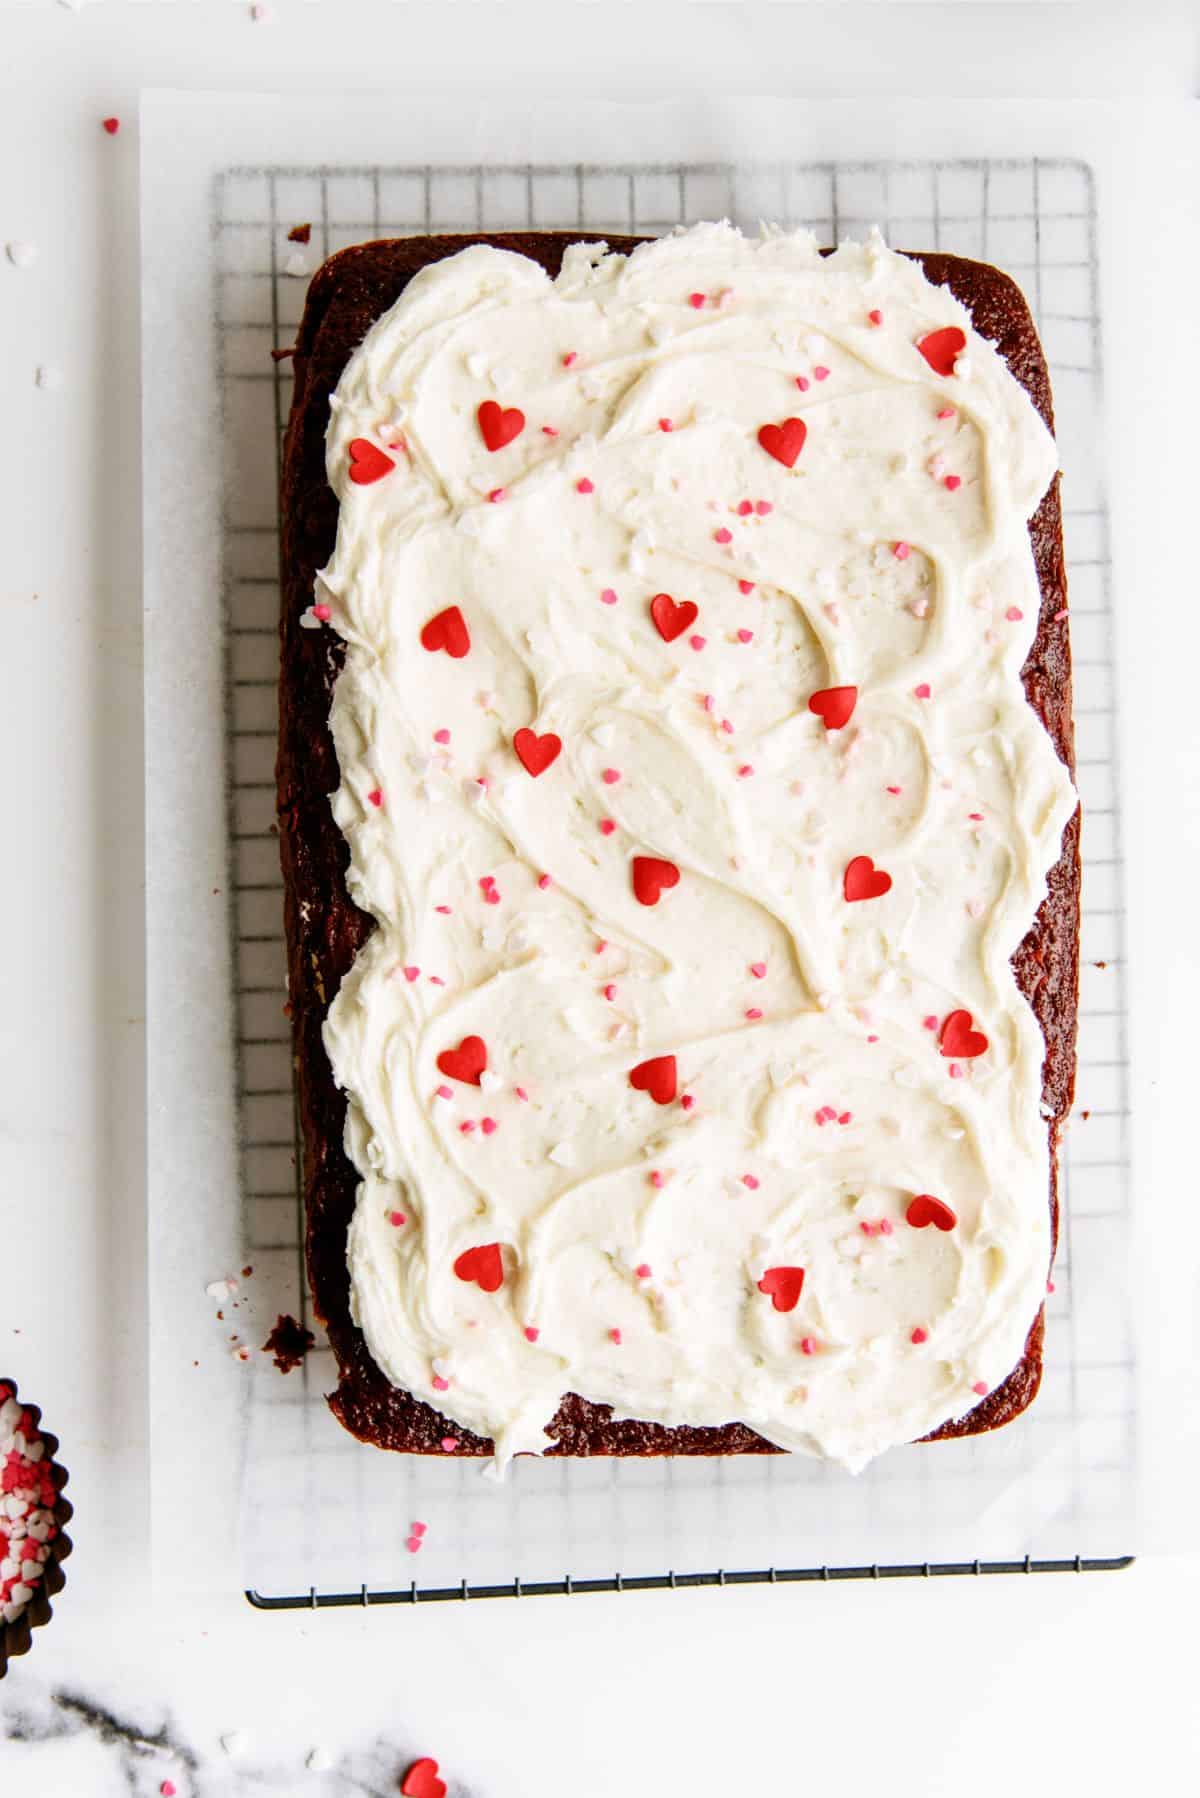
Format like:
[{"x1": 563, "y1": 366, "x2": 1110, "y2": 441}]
[{"x1": 262, "y1": 1313, "x2": 315, "y2": 1374}]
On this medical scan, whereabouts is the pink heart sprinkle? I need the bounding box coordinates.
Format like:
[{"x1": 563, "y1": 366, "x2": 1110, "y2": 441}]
[
  {"x1": 441, "y1": 1436, "x2": 459, "y2": 1452},
  {"x1": 737, "y1": 580, "x2": 755, "y2": 595},
  {"x1": 515, "y1": 1086, "x2": 529, "y2": 1102},
  {"x1": 434, "y1": 728, "x2": 451, "y2": 744},
  {"x1": 800, "y1": 1337, "x2": 819, "y2": 1356},
  {"x1": 680, "y1": 1094, "x2": 694, "y2": 1110},
  {"x1": 737, "y1": 500, "x2": 753, "y2": 516},
  {"x1": 750, "y1": 962, "x2": 766, "y2": 978},
  {"x1": 538, "y1": 873, "x2": 552, "y2": 890},
  {"x1": 741, "y1": 1174, "x2": 760, "y2": 1190},
  {"x1": 867, "y1": 1034, "x2": 879, "y2": 1043},
  {"x1": 913, "y1": 683, "x2": 932, "y2": 700},
  {"x1": 603, "y1": 983, "x2": 617, "y2": 1001},
  {"x1": 949, "y1": 1064, "x2": 964, "y2": 1079},
  {"x1": 484, "y1": 890, "x2": 500, "y2": 905},
  {"x1": 599, "y1": 818, "x2": 616, "y2": 836},
  {"x1": 541, "y1": 424, "x2": 560, "y2": 437},
  {"x1": 659, "y1": 418, "x2": 674, "y2": 432},
  {"x1": 367, "y1": 788, "x2": 383, "y2": 808},
  {"x1": 402, "y1": 966, "x2": 420, "y2": 983},
  {"x1": 602, "y1": 768, "x2": 621, "y2": 785},
  {"x1": 1005, "y1": 606, "x2": 1023, "y2": 622},
  {"x1": 576, "y1": 477, "x2": 594, "y2": 494},
  {"x1": 877, "y1": 1213, "x2": 891, "y2": 1232},
  {"x1": 524, "y1": 1325, "x2": 539, "y2": 1342},
  {"x1": 635, "y1": 1263, "x2": 652, "y2": 1279},
  {"x1": 435, "y1": 904, "x2": 452, "y2": 914},
  {"x1": 923, "y1": 1015, "x2": 938, "y2": 1030},
  {"x1": 972, "y1": 1381, "x2": 989, "y2": 1396},
  {"x1": 886, "y1": 784, "x2": 902, "y2": 795},
  {"x1": 737, "y1": 764, "x2": 754, "y2": 778},
  {"x1": 814, "y1": 365, "x2": 830, "y2": 381},
  {"x1": 689, "y1": 292, "x2": 705, "y2": 309},
  {"x1": 481, "y1": 1117, "x2": 498, "y2": 1136},
  {"x1": 755, "y1": 501, "x2": 772, "y2": 516},
  {"x1": 714, "y1": 527, "x2": 732, "y2": 544},
  {"x1": 607, "y1": 1327, "x2": 623, "y2": 1346},
  {"x1": 937, "y1": 406, "x2": 956, "y2": 420},
  {"x1": 429, "y1": 975, "x2": 445, "y2": 986},
  {"x1": 745, "y1": 1007, "x2": 763, "y2": 1020},
  {"x1": 432, "y1": 1375, "x2": 450, "y2": 1392},
  {"x1": 406, "y1": 1536, "x2": 422, "y2": 1553},
  {"x1": 702, "y1": 694, "x2": 715, "y2": 712},
  {"x1": 720, "y1": 720, "x2": 734, "y2": 734},
  {"x1": 412, "y1": 1521, "x2": 427, "y2": 1535},
  {"x1": 488, "y1": 487, "x2": 506, "y2": 503},
  {"x1": 795, "y1": 375, "x2": 810, "y2": 392},
  {"x1": 561, "y1": 351, "x2": 579, "y2": 368},
  {"x1": 600, "y1": 587, "x2": 618, "y2": 605},
  {"x1": 944, "y1": 474, "x2": 962, "y2": 492},
  {"x1": 737, "y1": 629, "x2": 753, "y2": 644},
  {"x1": 868, "y1": 309, "x2": 883, "y2": 326},
  {"x1": 459, "y1": 1120, "x2": 475, "y2": 1135},
  {"x1": 161, "y1": 1785, "x2": 177, "y2": 1797},
  {"x1": 312, "y1": 602, "x2": 331, "y2": 621},
  {"x1": 911, "y1": 1327, "x2": 929, "y2": 1344},
  {"x1": 436, "y1": 1085, "x2": 454, "y2": 1100},
  {"x1": 389, "y1": 1210, "x2": 406, "y2": 1226},
  {"x1": 650, "y1": 1171, "x2": 664, "y2": 1189},
  {"x1": 893, "y1": 541, "x2": 910, "y2": 561},
  {"x1": 689, "y1": 634, "x2": 707, "y2": 651}
]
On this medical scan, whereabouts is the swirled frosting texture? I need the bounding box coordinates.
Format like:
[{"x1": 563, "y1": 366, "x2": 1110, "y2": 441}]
[{"x1": 317, "y1": 224, "x2": 1075, "y2": 1471}]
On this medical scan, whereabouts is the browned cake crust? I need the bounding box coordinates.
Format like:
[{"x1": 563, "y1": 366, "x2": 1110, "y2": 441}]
[{"x1": 276, "y1": 233, "x2": 1078, "y2": 1459}]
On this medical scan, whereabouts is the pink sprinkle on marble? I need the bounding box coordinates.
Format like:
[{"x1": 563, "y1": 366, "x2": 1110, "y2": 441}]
[
  {"x1": 795, "y1": 375, "x2": 810, "y2": 392},
  {"x1": 972, "y1": 1381, "x2": 989, "y2": 1397},
  {"x1": 432, "y1": 1376, "x2": 450, "y2": 1392},
  {"x1": 488, "y1": 487, "x2": 506, "y2": 503},
  {"x1": 814, "y1": 365, "x2": 830, "y2": 381},
  {"x1": 937, "y1": 406, "x2": 956, "y2": 420},
  {"x1": 312, "y1": 602, "x2": 331, "y2": 622},
  {"x1": 741, "y1": 1174, "x2": 760, "y2": 1190},
  {"x1": 562, "y1": 351, "x2": 578, "y2": 367},
  {"x1": 893, "y1": 541, "x2": 911, "y2": 561},
  {"x1": 745, "y1": 1007, "x2": 763, "y2": 1020},
  {"x1": 441, "y1": 1436, "x2": 459, "y2": 1452},
  {"x1": 800, "y1": 1337, "x2": 819, "y2": 1355},
  {"x1": 736, "y1": 629, "x2": 754, "y2": 644},
  {"x1": 367, "y1": 788, "x2": 383, "y2": 808},
  {"x1": 603, "y1": 983, "x2": 617, "y2": 1001},
  {"x1": 914, "y1": 683, "x2": 932, "y2": 700},
  {"x1": 715, "y1": 527, "x2": 733, "y2": 544},
  {"x1": 436, "y1": 1085, "x2": 454, "y2": 1101},
  {"x1": 944, "y1": 474, "x2": 962, "y2": 492},
  {"x1": 434, "y1": 728, "x2": 451, "y2": 744},
  {"x1": 886, "y1": 785, "x2": 902, "y2": 795},
  {"x1": 755, "y1": 500, "x2": 772, "y2": 516},
  {"x1": 538, "y1": 873, "x2": 552, "y2": 890},
  {"x1": 737, "y1": 500, "x2": 753, "y2": 516},
  {"x1": 602, "y1": 768, "x2": 621, "y2": 785},
  {"x1": 680, "y1": 1094, "x2": 694, "y2": 1110},
  {"x1": 524, "y1": 1326, "x2": 539, "y2": 1342},
  {"x1": 738, "y1": 579, "x2": 755, "y2": 595},
  {"x1": 436, "y1": 904, "x2": 452, "y2": 914},
  {"x1": 737, "y1": 764, "x2": 754, "y2": 778},
  {"x1": 689, "y1": 292, "x2": 705, "y2": 309},
  {"x1": 750, "y1": 962, "x2": 766, "y2": 979},
  {"x1": 481, "y1": 1117, "x2": 498, "y2": 1136},
  {"x1": 689, "y1": 634, "x2": 707, "y2": 651},
  {"x1": 635, "y1": 1263, "x2": 652, "y2": 1279},
  {"x1": 968, "y1": 811, "x2": 984, "y2": 822},
  {"x1": 404, "y1": 966, "x2": 420, "y2": 983},
  {"x1": 541, "y1": 424, "x2": 560, "y2": 437},
  {"x1": 868, "y1": 309, "x2": 883, "y2": 326},
  {"x1": 609, "y1": 1327, "x2": 623, "y2": 1344},
  {"x1": 659, "y1": 418, "x2": 674, "y2": 432},
  {"x1": 576, "y1": 477, "x2": 595, "y2": 495},
  {"x1": 389, "y1": 1210, "x2": 406, "y2": 1226},
  {"x1": 911, "y1": 1327, "x2": 929, "y2": 1345},
  {"x1": 599, "y1": 818, "x2": 616, "y2": 836},
  {"x1": 600, "y1": 587, "x2": 619, "y2": 605},
  {"x1": 1005, "y1": 606, "x2": 1024, "y2": 622}
]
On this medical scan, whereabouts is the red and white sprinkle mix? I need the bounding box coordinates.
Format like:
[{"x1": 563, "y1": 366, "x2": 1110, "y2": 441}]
[{"x1": 0, "y1": 1386, "x2": 60, "y2": 1627}]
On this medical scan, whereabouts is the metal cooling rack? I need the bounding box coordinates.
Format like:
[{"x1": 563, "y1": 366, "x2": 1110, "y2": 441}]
[{"x1": 213, "y1": 158, "x2": 1134, "y2": 1607}]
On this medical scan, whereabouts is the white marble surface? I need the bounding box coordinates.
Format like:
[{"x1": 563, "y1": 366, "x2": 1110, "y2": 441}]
[{"x1": 3, "y1": 3, "x2": 1200, "y2": 1794}]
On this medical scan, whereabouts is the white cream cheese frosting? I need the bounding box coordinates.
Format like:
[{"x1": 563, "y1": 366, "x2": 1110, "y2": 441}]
[{"x1": 315, "y1": 222, "x2": 1076, "y2": 1471}]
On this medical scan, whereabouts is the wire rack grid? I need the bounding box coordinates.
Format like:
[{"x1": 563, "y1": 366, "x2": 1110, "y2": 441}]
[{"x1": 212, "y1": 157, "x2": 1133, "y2": 1607}]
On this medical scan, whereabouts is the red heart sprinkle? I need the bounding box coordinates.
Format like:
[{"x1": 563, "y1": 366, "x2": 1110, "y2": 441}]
[
  {"x1": 916, "y1": 327, "x2": 967, "y2": 377},
  {"x1": 632, "y1": 855, "x2": 680, "y2": 907},
  {"x1": 650, "y1": 592, "x2": 699, "y2": 643},
  {"x1": 420, "y1": 605, "x2": 471, "y2": 658},
  {"x1": 436, "y1": 1034, "x2": 487, "y2": 1086},
  {"x1": 453, "y1": 1243, "x2": 504, "y2": 1292},
  {"x1": 939, "y1": 1009, "x2": 989, "y2": 1059},
  {"x1": 513, "y1": 727, "x2": 562, "y2": 777},
  {"x1": 401, "y1": 1759, "x2": 448, "y2": 1798},
  {"x1": 808, "y1": 685, "x2": 858, "y2": 731},
  {"x1": 102, "y1": 117, "x2": 120, "y2": 136},
  {"x1": 347, "y1": 438, "x2": 395, "y2": 485},
  {"x1": 629, "y1": 1055, "x2": 677, "y2": 1105},
  {"x1": 757, "y1": 417, "x2": 807, "y2": 469},
  {"x1": 757, "y1": 1266, "x2": 806, "y2": 1312},
  {"x1": 843, "y1": 855, "x2": 892, "y2": 903},
  {"x1": 477, "y1": 399, "x2": 525, "y2": 452},
  {"x1": 905, "y1": 1194, "x2": 958, "y2": 1232}
]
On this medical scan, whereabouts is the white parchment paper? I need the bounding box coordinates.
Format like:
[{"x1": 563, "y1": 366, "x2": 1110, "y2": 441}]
[{"x1": 143, "y1": 89, "x2": 1199, "y2": 1601}]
